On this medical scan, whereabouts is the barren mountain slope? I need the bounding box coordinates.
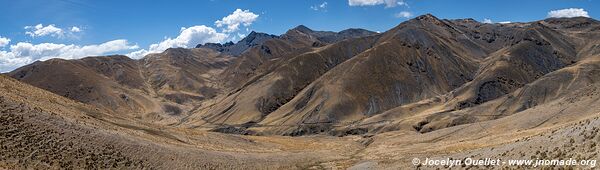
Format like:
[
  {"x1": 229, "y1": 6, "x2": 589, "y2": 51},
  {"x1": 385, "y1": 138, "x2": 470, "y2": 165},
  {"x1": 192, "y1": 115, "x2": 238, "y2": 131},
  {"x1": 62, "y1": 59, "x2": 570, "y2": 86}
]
[
  {"x1": 0, "y1": 74, "x2": 369, "y2": 169},
  {"x1": 7, "y1": 56, "x2": 159, "y2": 117},
  {"x1": 141, "y1": 48, "x2": 233, "y2": 101},
  {"x1": 191, "y1": 15, "x2": 600, "y2": 137},
  {"x1": 8, "y1": 15, "x2": 599, "y2": 138},
  {"x1": 345, "y1": 57, "x2": 600, "y2": 169},
  {"x1": 247, "y1": 14, "x2": 493, "y2": 135},
  {"x1": 346, "y1": 17, "x2": 600, "y2": 135},
  {"x1": 2, "y1": 57, "x2": 599, "y2": 169},
  {"x1": 3, "y1": 14, "x2": 600, "y2": 170},
  {"x1": 196, "y1": 31, "x2": 278, "y2": 56},
  {"x1": 216, "y1": 32, "x2": 318, "y2": 90},
  {"x1": 218, "y1": 27, "x2": 377, "y2": 91},
  {"x1": 182, "y1": 34, "x2": 381, "y2": 130},
  {"x1": 7, "y1": 48, "x2": 235, "y2": 125}
]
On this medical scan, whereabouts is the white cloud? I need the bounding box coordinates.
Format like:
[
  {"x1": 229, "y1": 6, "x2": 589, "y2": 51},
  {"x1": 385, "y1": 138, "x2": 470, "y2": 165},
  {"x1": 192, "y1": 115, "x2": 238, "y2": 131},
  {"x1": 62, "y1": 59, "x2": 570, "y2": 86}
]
[
  {"x1": 0, "y1": 50, "x2": 30, "y2": 73},
  {"x1": 71, "y1": 26, "x2": 81, "y2": 32},
  {"x1": 498, "y1": 21, "x2": 512, "y2": 24},
  {"x1": 0, "y1": 36, "x2": 10, "y2": 47},
  {"x1": 0, "y1": 40, "x2": 138, "y2": 72},
  {"x1": 126, "y1": 49, "x2": 149, "y2": 59},
  {"x1": 148, "y1": 25, "x2": 227, "y2": 53},
  {"x1": 128, "y1": 25, "x2": 227, "y2": 59},
  {"x1": 396, "y1": 1, "x2": 407, "y2": 6},
  {"x1": 129, "y1": 9, "x2": 259, "y2": 59},
  {"x1": 320, "y1": 2, "x2": 328, "y2": 8},
  {"x1": 24, "y1": 24, "x2": 83, "y2": 38},
  {"x1": 348, "y1": 0, "x2": 406, "y2": 8},
  {"x1": 394, "y1": 11, "x2": 413, "y2": 18},
  {"x1": 311, "y1": 2, "x2": 328, "y2": 11},
  {"x1": 482, "y1": 18, "x2": 493, "y2": 24},
  {"x1": 238, "y1": 33, "x2": 247, "y2": 39},
  {"x1": 215, "y1": 9, "x2": 259, "y2": 33},
  {"x1": 2, "y1": 9, "x2": 261, "y2": 71},
  {"x1": 25, "y1": 24, "x2": 64, "y2": 37},
  {"x1": 547, "y1": 8, "x2": 589, "y2": 18}
]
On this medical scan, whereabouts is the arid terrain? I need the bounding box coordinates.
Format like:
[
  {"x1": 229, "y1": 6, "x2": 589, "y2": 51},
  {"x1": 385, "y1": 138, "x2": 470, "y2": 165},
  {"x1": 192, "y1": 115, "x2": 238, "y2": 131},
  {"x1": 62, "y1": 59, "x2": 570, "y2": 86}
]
[{"x1": 1, "y1": 14, "x2": 600, "y2": 169}]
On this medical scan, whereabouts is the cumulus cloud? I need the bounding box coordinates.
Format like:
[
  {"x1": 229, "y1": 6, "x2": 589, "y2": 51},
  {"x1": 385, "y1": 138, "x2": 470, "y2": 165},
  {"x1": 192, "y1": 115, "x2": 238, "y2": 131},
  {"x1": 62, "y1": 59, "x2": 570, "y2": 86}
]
[
  {"x1": 25, "y1": 24, "x2": 64, "y2": 37},
  {"x1": 126, "y1": 49, "x2": 149, "y2": 59},
  {"x1": 311, "y1": 2, "x2": 328, "y2": 11},
  {"x1": 71, "y1": 26, "x2": 82, "y2": 32},
  {"x1": 0, "y1": 36, "x2": 10, "y2": 47},
  {"x1": 498, "y1": 21, "x2": 512, "y2": 24},
  {"x1": 128, "y1": 9, "x2": 258, "y2": 59},
  {"x1": 237, "y1": 33, "x2": 247, "y2": 39},
  {"x1": 0, "y1": 50, "x2": 30, "y2": 73},
  {"x1": 2, "y1": 9, "x2": 260, "y2": 71},
  {"x1": 127, "y1": 25, "x2": 227, "y2": 59},
  {"x1": 215, "y1": 9, "x2": 259, "y2": 33},
  {"x1": 320, "y1": 2, "x2": 328, "y2": 8},
  {"x1": 348, "y1": 0, "x2": 406, "y2": 8},
  {"x1": 396, "y1": 0, "x2": 407, "y2": 6},
  {"x1": 149, "y1": 25, "x2": 227, "y2": 53},
  {"x1": 482, "y1": 18, "x2": 493, "y2": 24},
  {"x1": 547, "y1": 8, "x2": 589, "y2": 18},
  {"x1": 394, "y1": 11, "x2": 413, "y2": 18},
  {"x1": 0, "y1": 40, "x2": 138, "y2": 72},
  {"x1": 24, "y1": 24, "x2": 83, "y2": 38}
]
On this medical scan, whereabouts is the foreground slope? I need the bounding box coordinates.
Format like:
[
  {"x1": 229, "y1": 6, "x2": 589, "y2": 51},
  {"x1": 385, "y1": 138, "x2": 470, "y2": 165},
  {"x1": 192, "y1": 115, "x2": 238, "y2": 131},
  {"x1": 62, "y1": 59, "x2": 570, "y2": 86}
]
[{"x1": 0, "y1": 75, "x2": 367, "y2": 169}]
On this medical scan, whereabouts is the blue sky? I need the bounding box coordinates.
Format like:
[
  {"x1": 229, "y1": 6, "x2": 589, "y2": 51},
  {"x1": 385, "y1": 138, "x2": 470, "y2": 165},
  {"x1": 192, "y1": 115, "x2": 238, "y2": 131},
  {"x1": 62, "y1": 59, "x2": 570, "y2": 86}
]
[{"x1": 0, "y1": 0, "x2": 597, "y2": 72}]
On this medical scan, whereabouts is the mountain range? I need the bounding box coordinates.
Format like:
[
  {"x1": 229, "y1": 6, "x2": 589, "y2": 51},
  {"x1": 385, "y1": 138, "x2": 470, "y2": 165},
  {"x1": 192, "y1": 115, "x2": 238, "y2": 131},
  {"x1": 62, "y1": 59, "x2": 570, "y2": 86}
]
[{"x1": 2, "y1": 14, "x2": 600, "y2": 169}]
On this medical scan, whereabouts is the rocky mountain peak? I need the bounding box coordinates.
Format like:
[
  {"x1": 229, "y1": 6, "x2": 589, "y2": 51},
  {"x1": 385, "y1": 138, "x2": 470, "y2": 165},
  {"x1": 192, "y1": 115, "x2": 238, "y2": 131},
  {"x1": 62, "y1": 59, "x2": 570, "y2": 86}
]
[
  {"x1": 415, "y1": 13, "x2": 440, "y2": 21},
  {"x1": 291, "y1": 25, "x2": 313, "y2": 33}
]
